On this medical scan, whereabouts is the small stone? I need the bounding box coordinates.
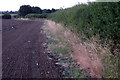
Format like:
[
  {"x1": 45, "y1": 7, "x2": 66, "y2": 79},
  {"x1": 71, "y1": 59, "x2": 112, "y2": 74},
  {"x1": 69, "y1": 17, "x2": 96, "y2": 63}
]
[
  {"x1": 28, "y1": 41, "x2": 31, "y2": 43},
  {"x1": 47, "y1": 50, "x2": 51, "y2": 53},
  {"x1": 43, "y1": 43, "x2": 47, "y2": 46},
  {"x1": 36, "y1": 63, "x2": 39, "y2": 66},
  {"x1": 47, "y1": 71, "x2": 50, "y2": 74},
  {"x1": 48, "y1": 57, "x2": 52, "y2": 60},
  {"x1": 55, "y1": 62, "x2": 61, "y2": 65}
]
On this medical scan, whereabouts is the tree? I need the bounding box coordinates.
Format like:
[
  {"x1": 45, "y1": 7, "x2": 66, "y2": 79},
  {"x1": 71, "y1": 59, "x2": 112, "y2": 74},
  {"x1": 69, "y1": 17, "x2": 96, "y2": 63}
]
[
  {"x1": 19, "y1": 5, "x2": 32, "y2": 17},
  {"x1": 46, "y1": 9, "x2": 52, "y2": 13},
  {"x1": 42, "y1": 9, "x2": 52, "y2": 13},
  {"x1": 51, "y1": 8, "x2": 56, "y2": 13},
  {"x1": 31, "y1": 7, "x2": 42, "y2": 14}
]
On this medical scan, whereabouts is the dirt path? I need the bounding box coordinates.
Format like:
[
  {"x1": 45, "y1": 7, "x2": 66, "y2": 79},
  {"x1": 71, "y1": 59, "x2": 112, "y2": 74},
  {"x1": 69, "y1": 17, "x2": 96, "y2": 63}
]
[
  {"x1": 2, "y1": 19, "x2": 61, "y2": 78},
  {"x1": 43, "y1": 20, "x2": 104, "y2": 78}
]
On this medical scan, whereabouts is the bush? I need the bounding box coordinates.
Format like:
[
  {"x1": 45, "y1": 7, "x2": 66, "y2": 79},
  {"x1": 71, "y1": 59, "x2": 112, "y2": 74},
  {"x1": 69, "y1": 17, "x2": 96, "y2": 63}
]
[
  {"x1": 25, "y1": 13, "x2": 49, "y2": 18},
  {"x1": 48, "y1": 2, "x2": 119, "y2": 47},
  {"x1": 48, "y1": 2, "x2": 120, "y2": 78},
  {"x1": 13, "y1": 14, "x2": 20, "y2": 18},
  {"x1": 2, "y1": 14, "x2": 11, "y2": 19}
]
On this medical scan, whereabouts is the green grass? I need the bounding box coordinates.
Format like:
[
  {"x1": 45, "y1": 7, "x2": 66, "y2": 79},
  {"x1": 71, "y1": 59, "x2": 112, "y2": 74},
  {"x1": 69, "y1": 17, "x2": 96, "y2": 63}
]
[
  {"x1": 103, "y1": 55, "x2": 119, "y2": 78},
  {"x1": 53, "y1": 47, "x2": 69, "y2": 55},
  {"x1": 63, "y1": 67, "x2": 82, "y2": 78},
  {"x1": 44, "y1": 32, "x2": 84, "y2": 78},
  {"x1": 46, "y1": 39, "x2": 59, "y2": 44}
]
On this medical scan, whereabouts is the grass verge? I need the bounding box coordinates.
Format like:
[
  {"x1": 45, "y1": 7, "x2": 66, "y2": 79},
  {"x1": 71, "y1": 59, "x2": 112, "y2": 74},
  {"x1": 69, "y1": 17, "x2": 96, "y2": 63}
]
[{"x1": 42, "y1": 20, "x2": 85, "y2": 78}]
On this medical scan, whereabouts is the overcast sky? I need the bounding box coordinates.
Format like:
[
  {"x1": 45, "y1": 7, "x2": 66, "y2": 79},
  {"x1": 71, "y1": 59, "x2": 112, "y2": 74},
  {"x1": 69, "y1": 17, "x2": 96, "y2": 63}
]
[{"x1": 0, "y1": 0, "x2": 97, "y2": 11}]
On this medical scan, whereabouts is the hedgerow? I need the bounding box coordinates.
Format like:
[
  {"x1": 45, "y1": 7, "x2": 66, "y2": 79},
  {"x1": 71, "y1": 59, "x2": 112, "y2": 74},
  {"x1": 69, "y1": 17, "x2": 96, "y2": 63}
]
[
  {"x1": 48, "y1": 2, "x2": 120, "y2": 55},
  {"x1": 2, "y1": 14, "x2": 12, "y2": 19},
  {"x1": 25, "y1": 13, "x2": 49, "y2": 18},
  {"x1": 48, "y1": 2, "x2": 120, "y2": 78}
]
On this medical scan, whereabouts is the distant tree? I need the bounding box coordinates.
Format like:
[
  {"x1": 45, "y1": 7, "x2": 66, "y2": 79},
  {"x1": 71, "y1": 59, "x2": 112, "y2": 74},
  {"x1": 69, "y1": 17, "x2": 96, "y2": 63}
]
[
  {"x1": 19, "y1": 5, "x2": 43, "y2": 16},
  {"x1": 42, "y1": 9, "x2": 52, "y2": 13},
  {"x1": 31, "y1": 7, "x2": 42, "y2": 14},
  {"x1": 46, "y1": 9, "x2": 52, "y2": 13},
  {"x1": 9, "y1": 11, "x2": 18, "y2": 14},
  {"x1": 51, "y1": 8, "x2": 56, "y2": 13},
  {"x1": 42, "y1": 9, "x2": 47, "y2": 13},
  {"x1": 19, "y1": 5, "x2": 32, "y2": 17}
]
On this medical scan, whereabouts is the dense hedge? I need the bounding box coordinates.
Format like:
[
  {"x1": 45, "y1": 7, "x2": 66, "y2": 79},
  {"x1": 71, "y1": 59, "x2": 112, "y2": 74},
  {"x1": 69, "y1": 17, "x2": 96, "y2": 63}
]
[
  {"x1": 13, "y1": 14, "x2": 21, "y2": 18},
  {"x1": 25, "y1": 13, "x2": 49, "y2": 18},
  {"x1": 2, "y1": 14, "x2": 11, "y2": 19},
  {"x1": 48, "y1": 2, "x2": 120, "y2": 52}
]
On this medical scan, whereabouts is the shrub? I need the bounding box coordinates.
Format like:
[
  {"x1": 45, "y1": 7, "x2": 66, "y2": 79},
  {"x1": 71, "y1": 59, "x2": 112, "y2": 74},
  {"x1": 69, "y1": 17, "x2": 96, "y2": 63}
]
[
  {"x1": 2, "y1": 14, "x2": 11, "y2": 19},
  {"x1": 48, "y1": 2, "x2": 120, "y2": 50},
  {"x1": 48, "y1": 2, "x2": 120, "y2": 78},
  {"x1": 13, "y1": 14, "x2": 21, "y2": 18},
  {"x1": 25, "y1": 13, "x2": 49, "y2": 18}
]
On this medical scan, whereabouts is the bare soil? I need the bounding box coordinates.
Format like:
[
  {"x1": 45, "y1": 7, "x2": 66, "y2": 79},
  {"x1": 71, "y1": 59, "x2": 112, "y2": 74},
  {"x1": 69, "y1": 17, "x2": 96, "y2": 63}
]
[{"x1": 2, "y1": 19, "x2": 61, "y2": 78}]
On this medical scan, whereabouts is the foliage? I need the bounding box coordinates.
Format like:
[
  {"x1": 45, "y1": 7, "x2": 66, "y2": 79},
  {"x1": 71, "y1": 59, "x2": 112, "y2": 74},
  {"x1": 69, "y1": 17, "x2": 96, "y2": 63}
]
[
  {"x1": 42, "y1": 8, "x2": 57, "y2": 13},
  {"x1": 2, "y1": 14, "x2": 11, "y2": 19},
  {"x1": 48, "y1": 2, "x2": 120, "y2": 54},
  {"x1": 48, "y1": 2, "x2": 120, "y2": 78},
  {"x1": 51, "y1": 8, "x2": 57, "y2": 13},
  {"x1": 25, "y1": 13, "x2": 49, "y2": 18},
  {"x1": 18, "y1": 5, "x2": 57, "y2": 17},
  {"x1": 19, "y1": 5, "x2": 43, "y2": 17},
  {"x1": 42, "y1": 9, "x2": 52, "y2": 13},
  {"x1": 31, "y1": 7, "x2": 42, "y2": 14},
  {"x1": 19, "y1": 5, "x2": 32, "y2": 17},
  {"x1": 13, "y1": 14, "x2": 21, "y2": 18}
]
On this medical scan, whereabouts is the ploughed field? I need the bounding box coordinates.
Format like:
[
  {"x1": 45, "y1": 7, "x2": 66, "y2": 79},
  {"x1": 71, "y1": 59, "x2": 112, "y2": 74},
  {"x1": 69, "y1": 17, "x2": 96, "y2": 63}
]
[{"x1": 2, "y1": 19, "x2": 61, "y2": 78}]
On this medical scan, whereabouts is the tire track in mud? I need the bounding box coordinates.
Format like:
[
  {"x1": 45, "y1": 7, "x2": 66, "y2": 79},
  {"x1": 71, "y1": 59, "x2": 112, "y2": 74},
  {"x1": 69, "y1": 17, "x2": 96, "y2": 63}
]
[{"x1": 2, "y1": 19, "x2": 61, "y2": 78}]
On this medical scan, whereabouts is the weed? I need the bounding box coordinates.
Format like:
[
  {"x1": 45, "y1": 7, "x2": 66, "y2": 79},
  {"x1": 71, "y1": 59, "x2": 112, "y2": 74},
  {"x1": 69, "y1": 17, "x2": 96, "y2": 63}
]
[
  {"x1": 46, "y1": 39, "x2": 59, "y2": 44},
  {"x1": 43, "y1": 21, "x2": 85, "y2": 78},
  {"x1": 53, "y1": 47, "x2": 69, "y2": 55}
]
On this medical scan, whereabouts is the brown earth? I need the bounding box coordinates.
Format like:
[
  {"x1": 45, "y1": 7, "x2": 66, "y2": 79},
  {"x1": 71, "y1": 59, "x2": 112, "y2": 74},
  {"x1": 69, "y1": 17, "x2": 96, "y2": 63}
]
[{"x1": 2, "y1": 19, "x2": 61, "y2": 78}]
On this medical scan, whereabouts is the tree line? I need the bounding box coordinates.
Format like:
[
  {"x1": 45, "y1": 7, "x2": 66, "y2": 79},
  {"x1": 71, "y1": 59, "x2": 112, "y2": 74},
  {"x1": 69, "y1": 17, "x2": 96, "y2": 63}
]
[
  {"x1": 19, "y1": 5, "x2": 57, "y2": 17},
  {"x1": 49, "y1": 2, "x2": 120, "y2": 55}
]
